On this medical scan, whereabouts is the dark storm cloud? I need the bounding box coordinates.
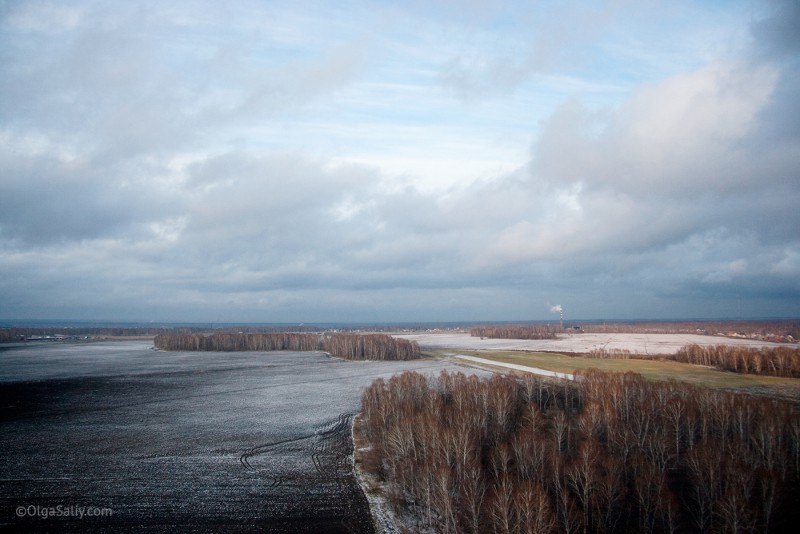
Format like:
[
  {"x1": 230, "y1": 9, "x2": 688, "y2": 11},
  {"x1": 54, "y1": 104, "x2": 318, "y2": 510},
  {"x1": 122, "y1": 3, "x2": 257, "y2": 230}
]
[
  {"x1": 751, "y1": 0, "x2": 800, "y2": 59},
  {"x1": 0, "y1": 150, "x2": 175, "y2": 244}
]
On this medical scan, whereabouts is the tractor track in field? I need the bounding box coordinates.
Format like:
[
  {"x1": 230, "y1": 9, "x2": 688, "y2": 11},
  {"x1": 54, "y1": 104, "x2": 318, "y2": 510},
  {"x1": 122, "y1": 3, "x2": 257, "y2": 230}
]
[{"x1": 0, "y1": 340, "x2": 486, "y2": 533}]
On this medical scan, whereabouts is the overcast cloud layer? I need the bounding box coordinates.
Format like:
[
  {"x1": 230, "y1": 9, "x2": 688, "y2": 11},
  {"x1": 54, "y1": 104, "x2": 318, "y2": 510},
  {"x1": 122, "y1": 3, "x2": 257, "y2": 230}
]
[{"x1": 1, "y1": 0, "x2": 798, "y2": 323}]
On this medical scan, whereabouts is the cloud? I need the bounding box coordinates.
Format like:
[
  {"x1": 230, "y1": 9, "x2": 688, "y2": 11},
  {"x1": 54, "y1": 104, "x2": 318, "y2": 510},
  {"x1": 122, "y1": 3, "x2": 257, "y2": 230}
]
[
  {"x1": 437, "y1": 0, "x2": 626, "y2": 98},
  {"x1": 0, "y1": 0, "x2": 798, "y2": 322},
  {"x1": 0, "y1": 0, "x2": 365, "y2": 167},
  {"x1": 429, "y1": 14, "x2": 800, "y2": 312},
  {"x1": 535, "y1": 61, "x2": 780, "y2": 194},
  {"x1": 510, "y1": 57, "x2": 796, "y2": 261}
]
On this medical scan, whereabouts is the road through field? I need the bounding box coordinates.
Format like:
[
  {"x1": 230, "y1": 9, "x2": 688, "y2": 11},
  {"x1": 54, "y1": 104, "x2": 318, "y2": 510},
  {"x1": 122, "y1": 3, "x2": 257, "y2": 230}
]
[
  {"x1": 444, "y1": 353, "x2": 575, "y2": 380},
  {"x1": 0, "y1": 341, "x2": 481, "y2": 533}
]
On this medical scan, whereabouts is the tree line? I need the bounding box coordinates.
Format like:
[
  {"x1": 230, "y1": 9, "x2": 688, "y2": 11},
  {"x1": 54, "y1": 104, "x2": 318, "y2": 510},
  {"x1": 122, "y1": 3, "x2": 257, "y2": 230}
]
[
  {"x1": 0, "y1": 329, "x2": 18, "y2": 343},
  {"x1": 673, "y1": 344, "x2": 800, "y2": 378},
  {"x1": 583, "y1": 345, "x2": 800, "y2": 379},
  {"x1": 471, "y1": 325, "x2": 558, "y2": 340},
  {"x1": 359, "y1": 369, "x2": 800, "y2": 533},
  {"x1": 152, "y1": 332, "x2": 420, "y2": 361},
  {"x1": 576, "y1": 320, "x2": 799, "y2": 340}
]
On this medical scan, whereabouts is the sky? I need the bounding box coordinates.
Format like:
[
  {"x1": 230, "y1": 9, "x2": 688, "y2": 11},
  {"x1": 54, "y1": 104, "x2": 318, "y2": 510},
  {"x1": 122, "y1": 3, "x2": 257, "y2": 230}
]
[{"x1": 1, "y1": 0, "x2": 798, "y2": 323}]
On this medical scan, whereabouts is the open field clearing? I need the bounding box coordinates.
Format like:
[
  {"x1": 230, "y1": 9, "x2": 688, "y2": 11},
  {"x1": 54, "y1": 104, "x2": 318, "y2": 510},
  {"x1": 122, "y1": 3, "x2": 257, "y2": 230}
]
[
  {"x1": 397, "y1": 331, "x2": 797, "y2": 355},
  {"x1": 0, "y1": 340, "x2": 486, "y2": 532}
]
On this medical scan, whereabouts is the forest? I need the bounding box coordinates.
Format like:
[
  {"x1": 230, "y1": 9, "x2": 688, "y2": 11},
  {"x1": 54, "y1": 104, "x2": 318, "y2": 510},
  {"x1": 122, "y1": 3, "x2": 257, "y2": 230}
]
[
  {"x1": 471, "y1": 325, "x2": 558, "y2": 340},
  {"x1": 359, "y1": 369, "x2": 800, "y2": 533},
  {"x1": 673, "y1": 344, "x2": 800, "y2": 378},
  {"x1": 152, "y1": 332, "x2": 420, "y2": 361}
]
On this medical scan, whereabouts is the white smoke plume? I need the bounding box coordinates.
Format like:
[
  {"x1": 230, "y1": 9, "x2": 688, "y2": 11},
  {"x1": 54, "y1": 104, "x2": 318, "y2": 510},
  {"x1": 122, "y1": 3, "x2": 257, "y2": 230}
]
[{"x1": 550, "y1": 304, "x2": 563, "y2": 314}]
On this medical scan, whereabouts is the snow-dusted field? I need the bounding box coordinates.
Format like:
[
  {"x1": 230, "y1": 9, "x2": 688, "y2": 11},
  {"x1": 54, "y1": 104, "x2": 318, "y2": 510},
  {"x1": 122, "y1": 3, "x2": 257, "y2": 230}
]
[
  {"x1": 396, "y1": 331, "x2": 796, "y2": 355},
  {"x1": 0, "y1": 340, "x2": 484, "y2": 532},
  {"x1": 4, "y1": 333, "x2": 790, "y2": 531}
]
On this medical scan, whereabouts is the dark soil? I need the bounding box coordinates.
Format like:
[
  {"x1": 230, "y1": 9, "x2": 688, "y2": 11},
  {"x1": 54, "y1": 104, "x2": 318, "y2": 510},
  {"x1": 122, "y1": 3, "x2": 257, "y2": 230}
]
[{"x1": 0, "y1": 341, "x2": 454, "y2": 532}]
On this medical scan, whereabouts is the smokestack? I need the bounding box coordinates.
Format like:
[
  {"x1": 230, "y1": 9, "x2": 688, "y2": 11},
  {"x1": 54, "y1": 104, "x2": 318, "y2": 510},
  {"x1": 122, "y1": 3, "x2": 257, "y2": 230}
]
[{"x1": 549, "y1": 304, "x2": 564, "y2": 329}]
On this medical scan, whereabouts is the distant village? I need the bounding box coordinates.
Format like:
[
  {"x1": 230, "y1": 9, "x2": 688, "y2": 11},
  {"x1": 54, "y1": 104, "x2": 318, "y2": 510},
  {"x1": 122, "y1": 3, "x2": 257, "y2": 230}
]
[{"x1": 13, "y1": 333, "x2": 91, "y2": 342}]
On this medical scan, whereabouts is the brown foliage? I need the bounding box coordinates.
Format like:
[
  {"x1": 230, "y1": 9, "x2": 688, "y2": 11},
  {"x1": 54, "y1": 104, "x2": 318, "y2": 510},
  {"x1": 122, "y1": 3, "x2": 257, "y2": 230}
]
[
  {"x1": 321, "y1": 333, "x2": 419, "y2": 361},
  {"x1": 675, "y1": 344, "x2": 800, "y2": 378},
  {"x1": 470, "y1": 324, "x2": 558, "y2": 340},
  {"x1": 0, "y1": 328, "x2": 18, "y2": 342},
  {"x1": 360, "y1": 369, "x2": 800, "y2": 533}
]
